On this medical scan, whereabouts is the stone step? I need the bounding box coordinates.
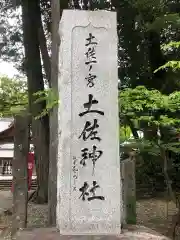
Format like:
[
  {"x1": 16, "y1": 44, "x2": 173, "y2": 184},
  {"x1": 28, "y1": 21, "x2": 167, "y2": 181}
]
[{"x1": 0, "y1": 180, "x2": 37, "y2": 190}]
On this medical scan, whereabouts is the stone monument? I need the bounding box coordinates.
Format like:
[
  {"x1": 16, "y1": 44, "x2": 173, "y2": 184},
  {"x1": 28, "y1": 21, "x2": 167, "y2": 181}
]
[
  {"x1": 11, "y1": 8, "x2": 172, "y2": 240},
  {"x1": 57, "y1": 10, "x2": 121, "y2": 235},
  {"x1": 121, "y1": 158, "x2": 136, "y2": 224}
]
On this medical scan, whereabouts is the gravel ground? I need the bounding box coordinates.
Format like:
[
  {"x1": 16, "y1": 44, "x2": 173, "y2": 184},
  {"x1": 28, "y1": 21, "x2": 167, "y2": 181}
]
[
  {"x1": 27, "y1": 203, "x2": 48, "y2": 227},
  {"x1": 137, "y1": 198, "x2": 179, "y2": 238},
  {"x1": 0, "y1": 194, "x2": 179, "y2": 239}
]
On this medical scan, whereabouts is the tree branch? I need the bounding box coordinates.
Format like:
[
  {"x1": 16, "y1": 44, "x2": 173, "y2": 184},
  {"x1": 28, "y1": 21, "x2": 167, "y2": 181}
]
[{"x1": 126, "y1": 117, "x2": 139, "y2": 139}]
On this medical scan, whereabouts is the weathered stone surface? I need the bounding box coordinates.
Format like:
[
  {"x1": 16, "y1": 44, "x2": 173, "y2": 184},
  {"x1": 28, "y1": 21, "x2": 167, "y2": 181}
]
[
  {"x1": 57, "y1": 10, "x2": 121, "y2": 235},
  {"x1": 14, "y1": 226, "x2": 170, "y2": 240},
  {"x1": 121, "y1": 159, "x2": 136, "y2": 224}
]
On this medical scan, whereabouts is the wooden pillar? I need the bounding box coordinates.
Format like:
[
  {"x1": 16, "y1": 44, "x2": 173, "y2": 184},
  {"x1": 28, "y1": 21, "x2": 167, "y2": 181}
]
[{"x1": 11, "y1": 113, "x2": 29, "y2": 237}]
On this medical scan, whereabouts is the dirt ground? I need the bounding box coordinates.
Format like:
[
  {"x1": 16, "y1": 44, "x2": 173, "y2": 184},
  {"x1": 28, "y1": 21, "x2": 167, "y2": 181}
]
[
  {"x1": 0, "y1": 192, "x2": 179, "y2": 239},
  {"x1": 137, "y1": 198, "x2": 179, "y2": 238}
]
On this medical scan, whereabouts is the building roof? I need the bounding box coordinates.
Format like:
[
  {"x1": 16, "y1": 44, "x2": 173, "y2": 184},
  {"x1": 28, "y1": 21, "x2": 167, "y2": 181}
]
[
  {"x1": 0, "y1": 118, "x2": 13, "y2": 132},
  {"x1": 0, "y1": 118, "x2": 14, "y2": 143},
  {"x1": 0, "y1": 118, "x2": 33, "y2": 157},
  {"x1": 0, "y1": 119, "x2": 14, "y2": 157}
]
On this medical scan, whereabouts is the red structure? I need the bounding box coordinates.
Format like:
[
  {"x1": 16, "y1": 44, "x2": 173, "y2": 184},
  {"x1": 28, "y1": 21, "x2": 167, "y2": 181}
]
[
  {"x1": 27, "y1": 152, "x2": 35, "y2": 190},
  {"x1": 0, "y1": 118, "x2": 36, "y2": 190}
]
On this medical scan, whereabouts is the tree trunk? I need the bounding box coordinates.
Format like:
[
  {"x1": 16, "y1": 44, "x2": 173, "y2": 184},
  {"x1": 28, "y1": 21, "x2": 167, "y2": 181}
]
[
  {"x1": 126, "y1": 117, "x2": 139, "y2": 139},
  {"x1": 146, "y1": 30, "x2": 167, "y2": 92},
  {"x1": 21, "y1": 0, "x2": 49, "y2": 204},
  {"x1": 32, "y1": 116, "x2": 49, "y2": 203},
  {"x1": 11, "y1": 113, "x2": 29, "y2": 237},
  {"x1": 48, "y1": 0, "x2": 60, "y2": 225},
  {"x1": 38, "y1": 19, "x2": 51, "y2": 86}
]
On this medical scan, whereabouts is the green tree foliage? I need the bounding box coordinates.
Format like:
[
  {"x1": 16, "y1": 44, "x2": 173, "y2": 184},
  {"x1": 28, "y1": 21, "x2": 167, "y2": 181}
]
[
  {"x1": 0, "y1": 0, "x2": 179, "y2": 220},
  {"x1": 0, "y1": 0, "x2": 179, "y2": 90},
  {"x1": 120, "y1": 86, "x2": 180, "y2": 145},
  {"x1": 120, "y1": 126, "x2": 132, "y2": 143},
  {"x1": 0, "y1": 75, "x2": 58, "y2": 119},
  {"x1": 0, "y1": 76, "x2": 28, "y2": 116},
  {"x1": 0, "y1": 2, "x2": 23, "y2": 71},
  {"x1": 33, "y1": 88, "x2": 59, "y2": 119},
  {"x1": 120, "y1": 86, "x2": 180, "y2": 205},
  {"x1": 155, "y1": 41, "x2": 180, "y2": 72}
]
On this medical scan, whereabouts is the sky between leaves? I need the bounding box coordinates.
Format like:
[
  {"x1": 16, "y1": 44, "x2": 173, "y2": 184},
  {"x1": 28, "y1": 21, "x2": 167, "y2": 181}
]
[{"x1": 0, "y1": 61, "x2": 19, "y2": 78}]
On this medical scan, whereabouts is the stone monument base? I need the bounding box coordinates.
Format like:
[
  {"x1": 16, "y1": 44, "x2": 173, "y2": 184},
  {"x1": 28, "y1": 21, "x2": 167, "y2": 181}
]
[{"x1": 14, "y1": 225, "x2": 170, "y2": 240}]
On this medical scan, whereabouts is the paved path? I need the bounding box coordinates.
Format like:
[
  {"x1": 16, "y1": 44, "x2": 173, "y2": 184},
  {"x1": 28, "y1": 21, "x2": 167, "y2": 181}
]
[{"x1": 14, "y1": 226, "x2": 170, "y2": 240}]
